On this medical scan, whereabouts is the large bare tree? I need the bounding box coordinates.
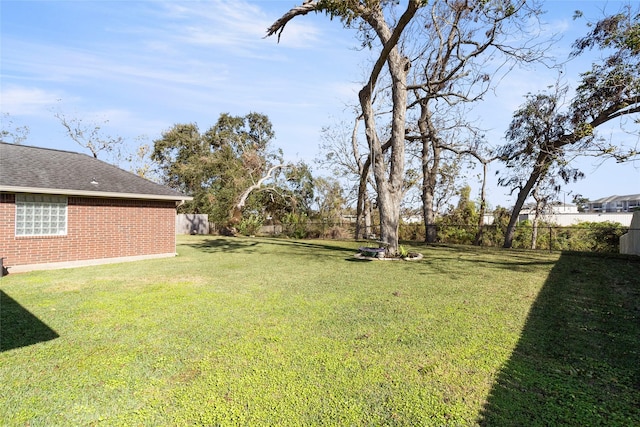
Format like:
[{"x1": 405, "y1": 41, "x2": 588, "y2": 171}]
[
  {"x1": 268, "y1": 0, "x2": 421, "y2": 255},
  {"x1": 403, "y1": 0, "x2": 548, "y2": 243}
]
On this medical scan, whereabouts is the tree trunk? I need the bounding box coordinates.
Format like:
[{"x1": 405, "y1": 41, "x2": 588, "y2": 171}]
[
  {"x1": 473, "y1": 161, "x2": 488, "y2": 246},
  {"x1": 503, "y1": 153, "x2": 548, "y2": 248},
  {"x1": 530, "y1": 186, "x2": 546, "y2": 250},
  {"x1": 423, "y1": 192, "x2": 438, "y2": 243},
  {"x1": 376, "y1": 183, "x2": 401, "y2": 254},
  {"x1": 421, "y1": 150, "x2": 439, "y2": 243},
  {"x1": 364, "y1": 198, "x2": 372, "y2": 238},
  {"x1": 355, "y1": 157, "x2": 371, "y2": 240},
  {"x1": 355, "y1": 192, "x2": 373, "y2": 240},
  {"x1": 418, "y1": 104, "x2": 440, "y2": 244},
  {"x1": 355, "y1": 190, "x2": 363, "y2": 240},
  {"x1": 531, "y1": 215, "x2": 539, "y2": 250},
  {"x1": 357, "y1": 4, "x2": 417, "y2": 256}
]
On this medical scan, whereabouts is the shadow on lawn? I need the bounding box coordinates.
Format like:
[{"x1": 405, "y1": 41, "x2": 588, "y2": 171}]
[
  {"x1": 186, "y1": 237, "x2": 355, "y2": 258},
  {"x1": 478, "y1": 253, "x2": 640, "y2": 425},
  {"x1": 420, "y1": 254, "x2": 557, "y2": 276},
  {"x1": 0, "y1": 290, "x2": 59, "y2": 352},
  {"x1": 185, "y1": 237, "x2": 262, "y2": 253}
]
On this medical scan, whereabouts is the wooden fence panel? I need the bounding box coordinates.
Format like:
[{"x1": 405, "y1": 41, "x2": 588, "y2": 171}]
[{"x1": 176, "y1": 214, "x2": 209, "y2": 235}]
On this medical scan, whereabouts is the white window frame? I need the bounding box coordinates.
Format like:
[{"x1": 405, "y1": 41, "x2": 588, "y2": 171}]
[{"x1": 15, "y1": 194, "x2": 68, "y2": 237}]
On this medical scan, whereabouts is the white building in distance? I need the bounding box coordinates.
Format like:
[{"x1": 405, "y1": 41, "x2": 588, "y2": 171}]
[{"x1": 585, "y1": 194, "x2": 640, "y2": 213}]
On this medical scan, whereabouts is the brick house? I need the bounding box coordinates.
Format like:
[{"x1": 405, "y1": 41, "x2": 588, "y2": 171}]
[{"x1": 0, "y1": 142, "x2": 191, "y2": 273}]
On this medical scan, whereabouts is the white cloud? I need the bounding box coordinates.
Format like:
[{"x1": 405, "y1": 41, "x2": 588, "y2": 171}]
[
  {"x1": 2, "y1": 36, "x2": 231, "y2": 93},
  {"x1": 0, "y1": 85, "x2": 65, "y2": 116},
  {"x1": 155, "y1": 0, "x2": 324, "y2": 53}
]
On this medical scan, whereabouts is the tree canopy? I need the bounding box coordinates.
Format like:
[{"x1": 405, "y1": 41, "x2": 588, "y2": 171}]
[{"x1": 152, "y1": 112, "x2": 315, "y2": 228}]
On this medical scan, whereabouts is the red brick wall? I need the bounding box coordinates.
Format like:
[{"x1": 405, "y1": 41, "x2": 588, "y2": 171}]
[{"x1": 0, "y1": 193, "x2": 177, "y2": 267}]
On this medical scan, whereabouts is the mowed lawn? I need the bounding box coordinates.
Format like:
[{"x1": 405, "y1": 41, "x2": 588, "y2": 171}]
[{"x1": 1, "y1": 236, "x2": 638, "y2": 426}]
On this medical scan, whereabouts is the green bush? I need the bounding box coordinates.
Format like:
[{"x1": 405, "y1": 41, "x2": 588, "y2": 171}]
[
  {"x1": 559, "y1": 221, "x2": 627, "y2": 252},
  {"x1": 511, "y1": 220, "x2": 533, "y2": 249},
  {"x1": 282, "y1": 212, "x2": 309, "y2": 239},
  {"x1": 475, "y1": 225, "x2": 505, "y2": 247},
  {"x1": 436, "y1": 223, "x2": 476, "y2": 245},
  {"x1": 237, "y1": 214, "x2": 264, "y2": 236},
  {"x1": 418, "y1": 220, "x2": 626, "y2": 254},
  {"x1": 511, "y1": 221, "x2": 626, "y2": 253},
  {"x1": 398, "y1": 223, "x2": 424, "y2": 241}
]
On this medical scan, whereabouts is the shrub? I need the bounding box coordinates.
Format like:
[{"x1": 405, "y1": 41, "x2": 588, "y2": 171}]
[
  {"x1": 398, "y1": 223, "x2": 424, "y2": 241},
  {"x1": 282, "y1": 212, "x2": 309, "y2": 239},
  {"x1": 325, "y1": 226, "x2": 347, "y2": 240},
  {"x1": 570, "y1": 221, "x2": 627, "y2": 253},
  {"x1": 436, "y1": 223, "x2": 476, "y2": 245},
  {"x1": 237, "y1": 214, "x2": 264, "y2": 236},
  {"x1": 511, "y1": 221, "x2": 626, "y2": 252}
]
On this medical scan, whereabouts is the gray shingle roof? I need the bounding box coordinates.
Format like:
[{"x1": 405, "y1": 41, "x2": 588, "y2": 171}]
[
  {"x1": 590, "y1": 194, "x2": 640, "y2": 203},
  {"x1": 0, "y1": 142, "x2": 191, "y2": 201}
]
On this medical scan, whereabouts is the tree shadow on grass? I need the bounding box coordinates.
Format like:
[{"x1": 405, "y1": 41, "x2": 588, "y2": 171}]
[
  {"x1": 419, "y1": 255, "x2": 557, "y2": 276},
  {"x1": 275, "y1": 239, "x2": 358, "y2": 256},
  {"x1": 184, "y1": 236, "x2": 357, "y2": 258},
  {"x1": 478, "y1": 253, "x2": 640, "y2": 426},
  {"x1": 184, "y1": 237, "x2": 262, "y2": 254},
  {"x1": 1, "y1": 290, "x2": 59, "y2": 352}
]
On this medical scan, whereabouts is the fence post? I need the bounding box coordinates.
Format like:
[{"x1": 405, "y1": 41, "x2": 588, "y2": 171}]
[{"x1": 549, "y1": 226, "x2": 552, "y2": 253}]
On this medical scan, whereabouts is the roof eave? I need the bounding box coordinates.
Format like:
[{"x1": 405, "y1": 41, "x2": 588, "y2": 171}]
[{"x1": 0, "y1": 185, "x2": 193, "y2": 202}]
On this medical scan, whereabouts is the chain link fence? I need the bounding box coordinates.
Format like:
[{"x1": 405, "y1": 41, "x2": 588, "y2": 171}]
[
  {"x1": 246, "y1": 221, "x2": 631, "y2": 254},
  {"x1": 411, "y1": 223, "x2": 630, "y2": 253}
]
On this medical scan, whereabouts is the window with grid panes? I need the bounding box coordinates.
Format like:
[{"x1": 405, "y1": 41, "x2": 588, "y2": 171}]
[{"x1": 15, "y1": 194, "x2": 67, "y2": 236}]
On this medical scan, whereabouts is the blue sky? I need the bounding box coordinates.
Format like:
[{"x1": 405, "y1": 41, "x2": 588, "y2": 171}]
[{"x1": 1, "y1": 0, "x2": 638, "y2": 208}]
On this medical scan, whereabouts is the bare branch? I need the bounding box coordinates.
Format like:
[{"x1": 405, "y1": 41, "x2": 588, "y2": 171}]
[
  {"x1": 54, "y1": 112, "x2": 124, "y2": 159},
  {"x1": 232, "y1": 163, "x2": 285, "y2": 218},
  {"x1": 265, "y1": 1, "x2": 320, "y2": 42}
]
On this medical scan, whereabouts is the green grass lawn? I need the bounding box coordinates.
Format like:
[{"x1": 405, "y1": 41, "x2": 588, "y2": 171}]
[{"x1": 1, "y1": 236, "x2": 638, "y2": 426}]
